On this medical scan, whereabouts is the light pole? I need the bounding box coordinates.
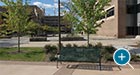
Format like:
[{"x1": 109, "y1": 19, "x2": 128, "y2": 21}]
[
  {"x1": 58, "y1": 0, "x2": 61, "y2": 55},
  {"x1": 57, "y1": 0, "x2": 61, "y2": 68}
]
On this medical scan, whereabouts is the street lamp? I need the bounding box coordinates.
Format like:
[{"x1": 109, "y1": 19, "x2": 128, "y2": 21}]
[
  {"x1": 58, "y1": 0, "x2": 61, "y2": 55},
  {"x1": 57, "y1": 0, "x2": 61, "y2": 68}
]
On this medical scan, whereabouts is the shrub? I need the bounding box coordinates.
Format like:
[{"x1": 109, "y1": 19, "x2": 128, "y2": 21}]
[
  {"x1": 44, "y1": 45, "x2": 52, "y2": 54},
  {"x1": 0, "y1": 36, "x2": 11, "y2": 39},
  {"x1": 44, "y1": 43, "x2": 117, "y2": 62},
  {"x1": 61, "y1": 35, "x2": 85, "y2": 41},
  {"x1": 65, "y1": 43, "x2": 72, "y2": 47},
  {"x1": 101, "y1": 45, "x2": 116, "y2": 62},
  {"x1": 95, "y1": 42, "x2": 103, "y2": 48},
  {"x1": 131, "y1": 54, "x2": 140, "y2": 62},
  {"x1": 73, "y1": 44, "x2": 78, "y2": 47},
  {"x1": 104, "y1": 45, "x2": 116, "y2": 54},
  {"x1": 88, "y1": 44, "x2": 94, "y2": 47},
  {"x1": 44, "y1": 45, "x2": 58, "y2": 61},
  {"x1": 57, "y1": 43, "x2": 64, "y2": 48}
]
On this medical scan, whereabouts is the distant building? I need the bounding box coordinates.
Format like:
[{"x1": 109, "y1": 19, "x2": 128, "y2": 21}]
[
  {"x1": 97, "y1": 0, "x2": 140, "y2": 38},
  {"x1": 43, "y1": 16, "x2": 71, "y2": 34}
]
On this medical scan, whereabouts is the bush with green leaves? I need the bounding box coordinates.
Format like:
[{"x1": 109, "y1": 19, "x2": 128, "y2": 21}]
[
  {"x1": 131, "y1": 54, "x2": 140, "y2": 62},
  {"x1": 101, "y1": 45, "x2": 116, "y2": 62},
  {"x1": 65, "y1": 43, "x2": 72, "y2": 47},
  {"x1": 44, "y1": 43, "x2": 117, "y2": 62},
  {"x1": 44, "y1": 45, "x2": 58, "y2": 61}
]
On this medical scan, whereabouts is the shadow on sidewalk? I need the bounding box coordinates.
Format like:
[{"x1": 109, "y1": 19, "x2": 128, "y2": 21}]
[{"x1": 66, "y1": 64, "x2": 121, "y2": 71}]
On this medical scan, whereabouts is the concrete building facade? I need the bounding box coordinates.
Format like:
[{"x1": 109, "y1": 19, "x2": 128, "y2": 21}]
[
  {"x1": 97, "y1": 0, "x2": 140, "y2": 38},
  {"x1": 43, "y1": 16, "x2": 71, "y2": 34}
]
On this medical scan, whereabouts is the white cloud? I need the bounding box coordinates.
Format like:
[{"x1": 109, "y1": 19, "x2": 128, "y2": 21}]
[
  {"x1": 54, "y1": 0, "x2": 68, "y2": 2},
  {"x1": 33, "y1": 2, "x2": 64, "y2": 9},
  {"x1": 33, "y1": 2, "x2": 63, "y2": 8},
  {"x1": 33, "y1": 2, "x2": 54, "y2": 8},
  {"x1": 54, "y1": 3, "x2": 58, "y2": 8}
]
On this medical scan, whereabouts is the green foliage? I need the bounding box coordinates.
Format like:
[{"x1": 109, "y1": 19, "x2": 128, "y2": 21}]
[
  {"x1": 63, "y1": 0, "x2": 111, "y2": 45},
  {"x1": 0, "y1": 47, "x2": 46, "y2": 61},
  {"x1": 101, "y1": 45, "x2": 116, "y2": 62},
  {"x1": 26, "y1": 21, "x2": 41, "y2": 35},
  {"x1": 42, "y1": 25, "x2": 59, "y2": 32},
  {"x1": 64, "y1": 0, "x2": 111, "y2": 33},
  {"x1": 95, "y1": 42, "x2": 103, "y2": 48},
  {"x1": 44, "y1": 43, "x2": 117, "y2": 62},
  {"x1": 0, "y1": 0, "x2": 36, "y2": 52},
  {"x1": 44, "y1": 45, "x2": 58, "y2": 61},
  {"x1": 131, "y1": 54, "x2": 140, "y2": 62},
  {"x1": 44, "y1": 45, "x2": 57, "y2": 54},
  {"x1": 73, "y1": 44, "x2": 78, "y2": 47},
  {"x1": 0, "y1": 0, "x2": 34, "y2": 36},
  {"x1": 65, "y1": 43, "x2": 72, "y2": 47}
]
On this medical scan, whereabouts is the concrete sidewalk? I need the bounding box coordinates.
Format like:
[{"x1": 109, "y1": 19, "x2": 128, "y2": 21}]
[
  {"x1": 0, "y1": 61, "x2": 140, "y2": 75},
  {"x1": 73, "y1": 68, "x2": 140, "y2": 75},
  {"x1": 0, "y1": 64, "x2": 59, "y2": 75}
]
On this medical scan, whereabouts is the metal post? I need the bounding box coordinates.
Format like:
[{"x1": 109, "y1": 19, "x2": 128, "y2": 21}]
[
  {"x1": 99, "y1": 50, "x2": 102, "y2": 71},
  {"x1": 57, "y1": 0, "x2": 61, "y2": 68},
  {"x1": 99, "y1": 55, "x2": 102, "y2": 71}
]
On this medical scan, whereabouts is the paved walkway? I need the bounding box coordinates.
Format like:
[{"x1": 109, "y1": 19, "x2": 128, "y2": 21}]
[
  {"x1": 0, "y1": 36, "x2": 138, "y2": 47},
  {"x1": 19, "y1": 38, "x2": 137, "y2": 47},
  {"x1": 73, "y1": 68, "x2": 140, "y2": 75},
  {"x1": 0, "y1": 64, "x2": 59, "y2": 75},
  {"x1": 0, "y1": 61, "x2": 140, "y2": 75}
]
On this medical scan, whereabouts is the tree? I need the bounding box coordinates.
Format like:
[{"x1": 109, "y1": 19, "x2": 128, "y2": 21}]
[
  {"x1": 0, "y1": 0, "x2": 30, "y2": 52},
  {"x1": 62, "y1": 1, "x2": 79, "y2": 35},
  {"x1": 25, "y1": 20, "x2": 41, "y2": 37},
  {"x1": 64, "y1": 0, "x2": 111, "y2": 46}
]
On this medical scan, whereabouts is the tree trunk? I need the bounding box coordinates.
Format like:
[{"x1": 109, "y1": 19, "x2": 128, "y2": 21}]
[
  {"x1": 18, "y1": 34, "x2": 20, "y2": 53},
  {"x1": 18, "y1": 23, "x2": 21, "y2": 53}
]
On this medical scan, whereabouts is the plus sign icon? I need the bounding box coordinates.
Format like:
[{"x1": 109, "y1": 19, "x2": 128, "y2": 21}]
[{"x1": 113, "y1": 48, "x2": 131, "y2": 66}]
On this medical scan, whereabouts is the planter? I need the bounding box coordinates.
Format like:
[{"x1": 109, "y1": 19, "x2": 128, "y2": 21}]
[
  {"x1": 30, "y1": 37, "x2": 47, "y2": 42},
  {"x1": 0, "y1": 36, "x2": 11, "y2": 39},
  {"x1": 61, "y1": 36, "x2": 85, "y2": 41}
]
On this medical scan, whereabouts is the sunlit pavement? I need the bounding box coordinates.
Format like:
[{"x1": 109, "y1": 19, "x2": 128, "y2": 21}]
[
  {"x1": 0, "y1": 64, "x2": 59, "y2": 75},
  {"x1": 73, "y1": 68, "x2": 140, "y2": 75},
  {"x1": 0, "y1": 61, "x2": 140, "y2": 75},
  {"x1": 0, "y1": 35, "x2": 138, "y2": 47}
]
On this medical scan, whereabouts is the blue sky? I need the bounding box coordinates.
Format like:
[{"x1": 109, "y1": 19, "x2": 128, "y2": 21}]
[{"x1": 0, "y1": 0, "x2": 68, "y2": 16}]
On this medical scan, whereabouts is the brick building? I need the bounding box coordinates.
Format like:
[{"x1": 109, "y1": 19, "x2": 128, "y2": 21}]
[
  {"x1": 97, "y1": 0, "x2": 140, "y2": 38},
  {"x1": 43, "y1": 16, "x2": 71, "y2": 34}
]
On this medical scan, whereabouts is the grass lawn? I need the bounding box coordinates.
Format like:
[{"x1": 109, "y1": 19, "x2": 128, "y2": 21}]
[{"x1": 0, "y1": 47, "x2": 46, "y2": 62}]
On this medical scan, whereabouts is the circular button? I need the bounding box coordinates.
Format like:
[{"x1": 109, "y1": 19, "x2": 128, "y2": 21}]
[{"x1": 113, "y1": 48, "x2": 131, "y2": 66}]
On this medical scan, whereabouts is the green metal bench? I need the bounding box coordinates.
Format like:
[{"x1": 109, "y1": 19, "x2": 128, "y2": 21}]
[{"x1": 57, "y1": 47, "x2": 102, "y2": 70}]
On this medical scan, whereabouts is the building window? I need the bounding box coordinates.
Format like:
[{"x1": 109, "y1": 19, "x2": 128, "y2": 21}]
[{"x1": 106, "y1": 7, "x2": 114, "y2": 17}]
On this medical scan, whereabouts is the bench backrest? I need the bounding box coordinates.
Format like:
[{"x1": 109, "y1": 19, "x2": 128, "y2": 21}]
[{"x1": 58, "y1": 47, "x2": 101, "y2": 63}]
